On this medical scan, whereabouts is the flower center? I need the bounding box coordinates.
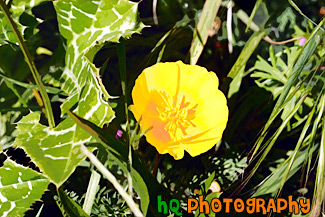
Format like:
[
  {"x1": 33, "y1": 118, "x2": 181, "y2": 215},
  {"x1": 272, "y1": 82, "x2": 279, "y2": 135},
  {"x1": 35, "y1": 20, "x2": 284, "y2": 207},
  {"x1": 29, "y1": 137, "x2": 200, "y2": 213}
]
[{"x1": 157, "y1": 94, "x2": 197, "y2": 140}]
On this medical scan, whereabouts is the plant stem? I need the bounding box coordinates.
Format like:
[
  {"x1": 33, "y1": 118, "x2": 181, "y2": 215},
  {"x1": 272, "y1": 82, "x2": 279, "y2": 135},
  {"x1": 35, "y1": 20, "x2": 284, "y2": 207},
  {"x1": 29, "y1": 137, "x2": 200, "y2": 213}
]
[
  {"x1": 117, "y1": 39, "x2": 133, "y2": 196},
  {"x1": 80, "y1": 145, "x2": 144, "y2": 217},
  {"x1": 83, "y1": 170, "x2": 101, "y2": 215},
  {"x1": 0, "y1": 0, "x2": 55, "y2": 129}
]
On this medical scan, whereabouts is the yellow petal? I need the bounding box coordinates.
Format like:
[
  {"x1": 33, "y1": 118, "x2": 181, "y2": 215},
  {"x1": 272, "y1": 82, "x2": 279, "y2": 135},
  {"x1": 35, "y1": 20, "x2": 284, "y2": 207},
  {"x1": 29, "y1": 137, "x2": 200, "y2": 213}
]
[{"x1": 130, "y1": 61, "x2": 229, "y2": 160}]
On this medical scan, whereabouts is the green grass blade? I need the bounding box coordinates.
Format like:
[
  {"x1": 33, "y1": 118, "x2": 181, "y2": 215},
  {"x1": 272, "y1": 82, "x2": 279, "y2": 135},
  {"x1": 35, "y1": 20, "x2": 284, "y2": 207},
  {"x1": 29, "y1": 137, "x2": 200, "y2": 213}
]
[
  {"x1": 190, "y1": 0, "x2": 222, "y2": 65},
  {"x1": 251, "y1": 18, "x2": 324, "y2": 158},
  {"x1": 227, "y1": 30, "x2": 267, "y2": 79},
  {"x1": 2, "y1": 79, "x2": 27, "y2": 107},
  {"x1": 245, "y1": 0, "x2": 262, "y2": 32},
  {"x1": 244, "y1": 92, "x2": 308, "y2": 189},
  {"x1": 237, "y1": 9, "x2": 260, "y2": 32},
  {"x1": 221, "y1": 30, "x2": 268, "y2": 93},
  {"x1": 35, "y1": 204, "x2": 44, "y2": 217},
  {"x1": 253, "y1": 145, "x2": 316, "y2": 197},
  {"x1": 288, "y1": 0, "x2": 318, "y2": 27},
  {"x1": 157, "y1": 44, "x2": 166, "y2": 63},
  {"x1": 0, "y1": 0, "x2": 55, "y2": 128},
  {"x1": 305, "y1": 88, "x2": 325, "y2": 186},
  {"x1": 67, "y1": 110, "x2": 127, "y2": 160},
  {"x1": 310, "y1": 95, "x2": 325, "y2": 217},
  {"x1": 276, "y1": 98, "x2": 318, "y2": 197},
  {"x1": 272, "y1": 18, "x2": 324, "y2": 116},
  {"x1": 141, "y1": 15, "x2": 190, "y2": 66},
  {"x1": 227, "y1": 65, "x2": 244, "y2": 98},
  {"x1": 0, "y1": 73, "x2": 66, "y2": 95}
]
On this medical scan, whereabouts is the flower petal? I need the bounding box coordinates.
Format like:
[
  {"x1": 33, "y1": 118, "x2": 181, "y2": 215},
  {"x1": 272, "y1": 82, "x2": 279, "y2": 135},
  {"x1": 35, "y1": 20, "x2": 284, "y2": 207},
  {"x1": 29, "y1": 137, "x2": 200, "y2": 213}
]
[{"x1": 130, "y1": 61, "x2": 228, "y2": 160}]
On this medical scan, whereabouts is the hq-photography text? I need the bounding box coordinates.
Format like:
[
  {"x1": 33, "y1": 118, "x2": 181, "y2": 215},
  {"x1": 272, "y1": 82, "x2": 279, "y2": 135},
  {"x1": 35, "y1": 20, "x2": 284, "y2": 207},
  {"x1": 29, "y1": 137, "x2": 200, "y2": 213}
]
[{"x1": 157, "y1": 195, "x2": 310, "y2": 216}]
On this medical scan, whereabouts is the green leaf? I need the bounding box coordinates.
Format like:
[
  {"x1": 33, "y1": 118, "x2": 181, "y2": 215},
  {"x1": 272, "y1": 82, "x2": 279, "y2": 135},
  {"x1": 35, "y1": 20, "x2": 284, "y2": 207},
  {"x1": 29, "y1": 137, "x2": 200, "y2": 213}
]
[
  {"x1": 276, "y1": 7, "x2": 296, "y2": 32},
  {"x1": 0, "y1": 158, "x2": 49, "y2": 216},
  {"x1": 250, "y1": 46, "x2": 301, "y2": 100},
  {"x1": 190, "y1": 0, "x2": 221, "y2": 65},
  {"x1": 195, "y1": 172, "x2": 217, "y2": 217},
  {"x1": 228, "y1": 65, "x2": 244, "y2": 98},
  {"x1": 130, "y1": 169, "x2": 149, "y2": 216},
  {"x1": 13, "y1": 112, "x2": 95, "y2": 186},
  {"x1": 58, "y1": 188, "x2": 90, "y2": 217},
  {"x1": 204, "y1": 172, "x2": 215, "y2": 193},
  {"x1": 196, "y1": 192, "x2": 222, "y2": 217}
]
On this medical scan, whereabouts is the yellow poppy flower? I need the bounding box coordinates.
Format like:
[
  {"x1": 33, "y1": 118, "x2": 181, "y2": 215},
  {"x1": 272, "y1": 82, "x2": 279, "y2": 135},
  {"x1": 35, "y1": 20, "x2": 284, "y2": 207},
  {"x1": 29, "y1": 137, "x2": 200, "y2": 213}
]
[{"x1": 130, "y1": 61, "x2": 228, "y2": 160}]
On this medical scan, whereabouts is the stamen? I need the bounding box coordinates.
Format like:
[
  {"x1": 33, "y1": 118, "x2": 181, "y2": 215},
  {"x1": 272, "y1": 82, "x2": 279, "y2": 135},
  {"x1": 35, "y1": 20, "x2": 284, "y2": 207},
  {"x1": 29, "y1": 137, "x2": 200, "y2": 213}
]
[{"x1": 157, "y1": 93, "x2": 198, "y2": 140}]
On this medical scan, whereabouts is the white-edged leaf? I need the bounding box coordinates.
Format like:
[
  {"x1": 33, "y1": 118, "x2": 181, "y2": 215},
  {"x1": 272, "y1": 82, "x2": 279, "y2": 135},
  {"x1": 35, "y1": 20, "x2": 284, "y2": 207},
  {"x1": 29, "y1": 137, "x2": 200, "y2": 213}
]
[
  {"x1": 0, "y1": 0, "x2": 47, "y2": 45},
  {"x1": 54, "y1": 0, "x2": 145, "y2": 108},
  {"x1": 12, "y1": 0, "x2": 144, "y2": 187},
  {"x1": 13, "y1": 112, "x2": 94, "y2": 186},
  {"x1": 0, "y1": 158, "x2": 49, "y2": 217}
]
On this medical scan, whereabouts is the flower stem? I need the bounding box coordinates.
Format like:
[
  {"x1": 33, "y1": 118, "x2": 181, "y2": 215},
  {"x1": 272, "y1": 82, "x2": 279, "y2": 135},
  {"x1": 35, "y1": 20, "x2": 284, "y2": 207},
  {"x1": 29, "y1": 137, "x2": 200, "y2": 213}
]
[{"x1": 117, "y1": 38, "x2": 133, "y2": 196}]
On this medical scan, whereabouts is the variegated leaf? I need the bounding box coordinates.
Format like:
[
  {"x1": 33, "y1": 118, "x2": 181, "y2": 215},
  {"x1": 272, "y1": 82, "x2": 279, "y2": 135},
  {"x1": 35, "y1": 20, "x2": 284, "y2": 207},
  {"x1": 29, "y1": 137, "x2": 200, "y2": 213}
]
[
  {"x1": 13, "y1": 112, "x2": 93, "y2": 186},
  {"x1": 0, "y1": 0, "x2": 47, "y2": 45},
  {"x1": 13, "y1": 0, "x2": 144, "y2": 187},
  {"x1": 0, "y1": 158, "x2": 49, "y2": 217},
  {"x1": 54, "y1": 0, "x2": 145, "y2": 109}
]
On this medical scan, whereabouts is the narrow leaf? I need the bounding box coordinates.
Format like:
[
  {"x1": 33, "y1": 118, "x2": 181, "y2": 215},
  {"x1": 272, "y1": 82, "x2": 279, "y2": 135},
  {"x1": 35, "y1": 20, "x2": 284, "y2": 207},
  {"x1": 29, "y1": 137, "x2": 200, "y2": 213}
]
[
  {"x1": 0, "y1": 73, "x2": 66, "y2": 95},
  {"x1": 253, "y1": 144, "x2": 317, "y2": 197},
  {"x1": 58, "y1": 188, "x2": 90, "y2": 217},
  {"x1": 221, "y1": 30, "x2": 268, "y2": 93},
  {"x1": 190, "y1": 0, "x2": 221, "y2": 65},
  {"x1": 245, "y1": 0, "x2": 262, "y2": 32}
]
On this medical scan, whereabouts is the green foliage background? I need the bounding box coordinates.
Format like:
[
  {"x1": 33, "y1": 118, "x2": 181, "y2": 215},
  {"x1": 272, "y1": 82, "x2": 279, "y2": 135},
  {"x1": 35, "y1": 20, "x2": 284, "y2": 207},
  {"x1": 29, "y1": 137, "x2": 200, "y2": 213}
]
[{"x1": 0, "y1": 0, "x2": 324, "y2": 216}]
